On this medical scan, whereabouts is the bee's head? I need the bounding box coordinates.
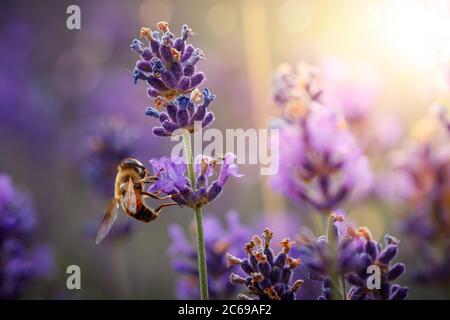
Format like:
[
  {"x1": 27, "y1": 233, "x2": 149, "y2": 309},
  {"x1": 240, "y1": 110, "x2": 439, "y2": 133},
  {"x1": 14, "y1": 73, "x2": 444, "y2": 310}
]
[{"x1": 120, "y1": 157, "x2": 146, "y2": 173}]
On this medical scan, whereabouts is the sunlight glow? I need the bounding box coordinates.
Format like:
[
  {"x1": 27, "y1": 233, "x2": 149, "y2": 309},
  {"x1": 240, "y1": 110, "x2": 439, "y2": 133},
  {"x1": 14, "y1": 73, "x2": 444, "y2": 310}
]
[{"x1": 368, "y1": 0, "x2": 450, "y2": 70}]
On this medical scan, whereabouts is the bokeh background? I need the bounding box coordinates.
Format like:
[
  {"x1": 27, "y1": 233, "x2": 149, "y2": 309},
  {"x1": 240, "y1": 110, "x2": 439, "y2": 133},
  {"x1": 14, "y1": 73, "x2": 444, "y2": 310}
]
[{"x1": 1, "y1": 0, "x2": 449, "y2": 299}]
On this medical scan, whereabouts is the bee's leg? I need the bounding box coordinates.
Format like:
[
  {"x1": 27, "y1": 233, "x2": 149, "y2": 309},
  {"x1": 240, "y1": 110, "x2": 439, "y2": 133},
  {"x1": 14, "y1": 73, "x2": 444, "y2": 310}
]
[
  {"x1": 142, "y1": 191, "x2": 176, "y2": 200},
  {"x1": 138, "y1": 176, "x2": 157, "y2": 184},
  {"x1": 139, "y1": 169, "x2": 164, "y2": 184},
  {"x1": 154, "y1": 202, "x2": 180, "y2": 215}
]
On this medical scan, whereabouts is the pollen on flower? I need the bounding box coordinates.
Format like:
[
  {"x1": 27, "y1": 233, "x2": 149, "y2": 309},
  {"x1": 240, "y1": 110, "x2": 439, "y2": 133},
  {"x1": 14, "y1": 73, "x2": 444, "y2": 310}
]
[
  {"x1": 287, "y1": 256, "x2": 302, "y2": 269},
  {"x1": 356, "y1": 226, "x2": 373, "y2": 241},
  {"x1": 157, "y1": 21, "x2": 170, "y2": 33},
  {"x1": 330, "y1": 211, "x2": 345, "y2": 223},
  {"x1": 190, "y1": 88, "x2": 203, "y2": 104},
  {"x1": 140, "y1": 27, "x2": 152, "y2": 40},
  {"x1": 226, "y1": 253, "x2": 243, "y2": 267},
  {"x1": 171, "y1": 47, "x2": 181, "y2": 62},
  {"x1": 227, "y1": 229, "x2": 304, "y2": 300},
  {"x1": 280, "y1": 237, "x2": 295, "y2": 253}
]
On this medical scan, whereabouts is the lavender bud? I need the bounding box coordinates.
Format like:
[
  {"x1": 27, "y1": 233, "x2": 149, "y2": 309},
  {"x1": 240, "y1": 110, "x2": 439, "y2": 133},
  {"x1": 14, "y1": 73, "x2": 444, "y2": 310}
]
[
  {"x1": 387, "y1": 263, "x2": 405, "y2": 281},
  {"x1": 148, "y1": 77, "x2": 169, "y2": 92},
  {"x1": 141, "y1": 48, "x2": 152, "y2": 60},
  {"x1": 161, "y1": 71, "x2": 177, "y2": 88},
  {"x1": 176, "y1": 108, "x2": 189, "y2": 127},
  {"x1": 147, "y1": 88, "x2": 160, "y2": 98},
  {"x1": 136, "y1": 60, "x2": 152, "y2": 73},
  {"x1": 206, "y1": 181, "x2": 222, "y2": 202},
  {"x1": 184, "y1": 64, "x2": 195, "y2": 76},
  {"x1": 145, "y1": 107, "x2": 160, "y2": 118},
  {"x1": 171, "y1": 62, "x2": 183, "y2": 80},
  {"x1": 390, "y1": 287, "x2": 408, "y2": 300},
  {"x1": 202, "y1": 112, "x2": 215, "y2": 128},
  {"x1": 189, "y1": 72, "x2": 205, "y2": 89},
  {"x1": 152, "y1": 127, "x2": 171, "y2": 137},
  {"x1": 181, "y1": 45, "x2": 194, "y2": 62},
  {"x1": 178, "y1": 77, "x2": 190, "y2": 91},
  {"x1": 378, "y1": 244, "x2": 398, "y2": 264},
  {"x1": 166, "y1": 103, "x2": 178, "y2": 122},
  {"x1": 241, "y1": 259, "x2": 254, "y2": 275},
  {"x1": 365, "y1": 240, "x2": 379, "y2": 261},
  {"x1": 162, "y1": 120, "x2": 178, "y2": 133}
]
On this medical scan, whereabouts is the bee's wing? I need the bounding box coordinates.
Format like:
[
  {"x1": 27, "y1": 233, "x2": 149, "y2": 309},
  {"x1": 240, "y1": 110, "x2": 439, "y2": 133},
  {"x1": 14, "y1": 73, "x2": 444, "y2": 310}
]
[
  {"x1": 95, "y1": 198, "x2": 119, "y2": 245},
  {"x1": 123, "y1": 177, "x2": 137, "y2": 215}
]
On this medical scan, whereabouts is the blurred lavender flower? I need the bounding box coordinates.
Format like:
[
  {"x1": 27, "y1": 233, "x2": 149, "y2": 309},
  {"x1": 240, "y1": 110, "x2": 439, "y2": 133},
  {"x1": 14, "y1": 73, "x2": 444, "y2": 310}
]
[
  {"x1": 0, "y1": 174, "x2": 54, "y2": 299},
  {"x1": 131, "y1": 22, "x2": 205, "y2": 106},
  {"x1": 394, "y1": 107, "x2": 450, "y2": 285},
  {"x1": 226, "y1": 228, "x2": 304, "y2": 300},
  {"x1": 270, "y1": 104, "x2": 373, "y2": 212},
  {"x1": 272, "y1": 60, "x2": 378, "y2": 125},
  {"x1": 299, "y1": 212, "x2": 408, "y2": 300},
  {"x1": 168, "y1": 211, "x2": 251, "y2": 299},
  {"x1": 148, "y1": 153, "x2": 242, "y2": 208},
  {"x1": 320, "y1": 58, "x2": 378, "y2": 125},
  {"x1": 80, "y1": 114, "x2": 139, "y2": 241},
  {"x1": 145, "y1": 88, "x2": 216, "y2": 137},
  {"x1": 0, "y1": 19, "x2": 57, "y2": 147},
  {"x1": 272, "y1": 62, "x2": 322, "y2": 121},
  {"x1": 81, "y1": 115, "x2": 139, "y2": 197}
]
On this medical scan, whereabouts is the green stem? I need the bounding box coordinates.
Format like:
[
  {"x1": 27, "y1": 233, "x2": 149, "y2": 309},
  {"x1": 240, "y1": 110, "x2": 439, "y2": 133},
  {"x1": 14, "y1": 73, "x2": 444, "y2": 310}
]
[
  {"x1": 341, "y1": 275, "x2": 347, "y2": 300},
  {"x1": 325, "y1": 212, "x2": 345, "y2": 300},
  {"x1": 182, "y1": 131, "x2": 209, "y2": 300}
]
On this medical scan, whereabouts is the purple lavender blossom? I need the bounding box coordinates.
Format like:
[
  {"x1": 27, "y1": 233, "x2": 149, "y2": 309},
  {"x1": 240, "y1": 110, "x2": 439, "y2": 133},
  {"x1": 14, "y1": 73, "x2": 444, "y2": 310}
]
[
  {"x1": 226, "y1": 228, "x2": 304, "y2": 300},
  {"x1": 270, "y1": 104, "x2": 373, "y2": 212},
  {"x1": 0, "y1": 19, "x2": 58, "y2": 148},
  {"x1": 394, "y1": 108, "x2": 450, "y2": 285},
  {"x1": 345, "y1": 233, "x2": 408, "y2": 300},
  {"x1": 81, "y1": 114, "x2": 139, "y2": 197},
  {"x1": 299, "y1": 213, "x2": 408, "y2": 300},
  {"x1": 272, "y1": 60, "x2": 378, "y2": 125},
  {"x1": 320, "y1": 58, "x2": 378, "y2": 124},
  {"x1": 145, "y1": 88, "x2": 216, "y2": 137},
  {"x1": 131, "y1": 22, "x2": 215, "y2": 138},
  {"x1": 0, "y1": 174, "x2": 54, "y2": 299},
  {"x1": 271, "y1": 63, "x2": 322, "y2": 120},
  {"x1": 131, "y1": 22, "x2": 205, "y2": 106},
  {"x1": 148, "y1": 153, "x2": 242, "y2": 208},
  {"x1": 168, "y1": 211, "x2": 251, "y2": 299},
  {"x1": 80, "y1": 115, "x2": 139, "y2": 241},
  {"x1": 252, "y1": 214, "x2": 321, "y2": 299}
]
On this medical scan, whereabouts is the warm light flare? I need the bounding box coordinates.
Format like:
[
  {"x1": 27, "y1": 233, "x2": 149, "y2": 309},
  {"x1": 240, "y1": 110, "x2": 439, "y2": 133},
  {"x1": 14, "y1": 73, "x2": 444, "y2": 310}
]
[{"x1": 368, "y1": 0, "x2": 450, "y2": 69}]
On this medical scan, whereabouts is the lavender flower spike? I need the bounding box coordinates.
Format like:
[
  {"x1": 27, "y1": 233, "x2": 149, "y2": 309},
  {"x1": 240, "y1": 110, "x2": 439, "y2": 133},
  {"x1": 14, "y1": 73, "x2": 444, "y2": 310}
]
[
  {"x1": 299, "y1": 212, "x2": 408, "y2": 300},
  {"x1": 227, "y1": 228, "x2": 304, "y2": 300},
  {"x1": 148, "y1": 153, "x2": 242, "y2": 209},
  {"x1": 270, "y1": 105, "x2": 373, "y2": 212},
  {"x1": 345, "y1": 233, "x2": 408, "y2": 300},
  {"x1": 146, "y1": 88, "x2": 216, "y2": 137},
  {"x1": 131, "y1": 22, "x2": 205, "y2": 107},
  {"x1": 0, "y1": 174, "x2": 54, "y2": 299},
  {"x1": 168, "y1": 211, "x2": 251, "y2": 299}
]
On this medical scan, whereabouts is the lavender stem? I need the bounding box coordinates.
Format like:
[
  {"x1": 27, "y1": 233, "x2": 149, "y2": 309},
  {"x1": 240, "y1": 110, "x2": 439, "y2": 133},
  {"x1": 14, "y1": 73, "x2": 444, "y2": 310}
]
[{"x1": 182, "y1": 130, "x2": 209, "y2": 300}]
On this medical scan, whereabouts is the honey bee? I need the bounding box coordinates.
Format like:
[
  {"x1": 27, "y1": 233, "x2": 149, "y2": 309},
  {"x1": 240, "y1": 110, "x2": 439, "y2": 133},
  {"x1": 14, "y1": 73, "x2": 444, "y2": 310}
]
[{"x1": 95, "y1": 157, "x2": 179, "y2": 244}]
